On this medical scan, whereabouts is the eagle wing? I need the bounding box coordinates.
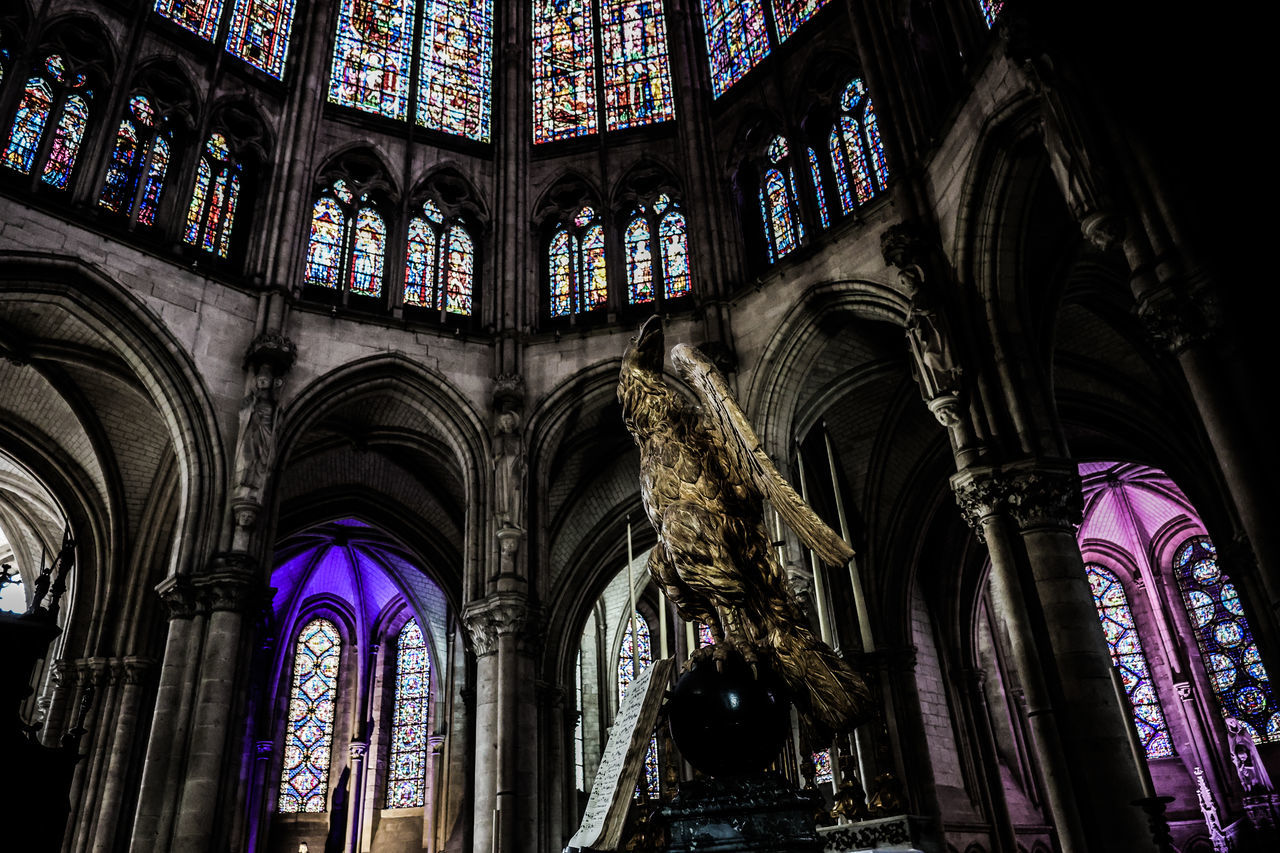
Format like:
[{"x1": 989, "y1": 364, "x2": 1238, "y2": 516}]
[{"x1": 670, "y1": 343, "x2": 855, "y2": 567}]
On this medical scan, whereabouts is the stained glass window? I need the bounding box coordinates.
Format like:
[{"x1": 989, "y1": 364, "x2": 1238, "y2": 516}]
[
  {"x1": 403, "y1": 200, "x2": 473, "y2": 315},
  {"x1": 99, "y1": 96, "x2": 171, "y2": 223},
  {"x1": 812, "y1": 748, "x2": 833, "y2": 784},
  {"x1": 533, "y1": 0, "x2": 598, "y2": 143},
  {"x1": 4, "y1": 79, "x2": 54, "y2": 174},
  {"x1": 417, "y1": 0, "x2": 493, "y2": 141},
  {"x1": 227, "y1": 0, "x2": 297, "y2": 78},
  {"x1": 387, "y1": 618, "x2": 431, "y2": 808},
  {"x1": 696, "y1": 623, "x2": 715, "y2": 648},
  {"x1": 700, "y1": 0, "x2": 770, "y2": 97},
  {"x1": 758, "y1": 188, "x2": 774, "y2": 264},
  {"x1": 329, "y1": 0, "x2": 416, "y2": 120},
  {"x1": 155, "y1": 0, "x2": 225, "y2": 41},
  {"x1": 619, "y1": 614, "x2": 659, "y2": 799},
  {"x1": 600, "y1": 0, "x2": 676, "y2": 132},
  {"x1": 772, "y1": 0, "x2": 830, "y2": 42},
  {"x1": 829, "y1": 79, "x2": 888, "y2": 215},
  {"x1": 548, "y1": 207, "x2": 609, "y2": 316},
  {"x1": 658, "y1": 208, "x2": 691, "y2": 300},
  {"x1": 808, "y1": 148, "x2": 829, "y2": 229},
  {"x1": 349, "y1": 207, "x2": 387, "y2": 297},
  {"x1": 40, "y1": 94, "x2": 88, "y2": 189},
  {"x1": 978, "y1": 0, "x2": 1004, "y2": 28},
  {"x1": 626, "y1": 213, "x2": 654, "y2": 304},
  {"x1": 306, "y1": 195, "x2": 349, "y2": 289},
  {"x1": 763, "y1": 169, "x2": 797, "y2": 258},
  {"x1": 443, "y1": 225, "x2": 474, "y2": 314},
  {"x1": 1085, "y1": 564, "x2": 1173, "y2": 759},
  {"x1": 279, "y1": 618, "x2": 341, "y2": 813},
  {"x1": 184, "y1": 133, "x2": 241, "y2": 259},
  {"x1": 1175, "y1": 537, "x2": 1278, "y2": 742}
]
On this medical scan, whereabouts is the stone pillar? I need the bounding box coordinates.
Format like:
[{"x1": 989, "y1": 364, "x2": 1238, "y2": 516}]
[
  {"x1": 463, "y1": 592, "x2": 540, "y2": 853},
  {"x1": 247, "y1": 739, "x2": 274, "y2": 853},
  {"x1": 170, "y1": 562, "x2": 260, "y2": 853},
  {"x1": 959, "y1": 669, "x2": 1019, "y2": 853},
  {"x1": 129, "y1": 580, "x2": 200, "y2": 851},
  {"x1": 345, "y1": 741, "x2": 368, "y2": 853},
  {"x1": 89, "y1": 657, "x2": 154, "y2": 853}
]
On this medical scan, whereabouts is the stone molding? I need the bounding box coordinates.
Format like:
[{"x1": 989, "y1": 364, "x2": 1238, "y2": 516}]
[
  {"x1": 951, "y1": 461, "x2": 1082, "y2": 539},
  {"x1": 461, "y1": 592, "x2": 541, "y2": 658}
]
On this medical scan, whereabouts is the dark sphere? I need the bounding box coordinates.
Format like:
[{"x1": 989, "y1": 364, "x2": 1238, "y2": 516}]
[{"x1": 666, "y1": 653, "x2": 791, "y2": 777}]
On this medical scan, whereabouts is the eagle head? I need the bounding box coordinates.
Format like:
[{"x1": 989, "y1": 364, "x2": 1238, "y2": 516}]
[{"x1": 618, "y1": 316, "x2": 669, "y2": 433}]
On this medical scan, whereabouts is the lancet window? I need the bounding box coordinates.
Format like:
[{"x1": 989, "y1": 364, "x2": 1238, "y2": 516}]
[
  {"x1": 386, "y1": 618, "x2": 431, "y2": 808},
  {"x1": 618, "y1": 613, "x2": 659, "y2": 800},
  {"x1": 99, "y1": 95, "x2": 172, "y2": 226},
  {"x1": 829, "y1": 78, "x2": 888, "y2": 214},
  {"x1": 154, "y1": 0, "x2": 297, "y2": 79},
  {"x1": 1085, "y1": 564, "x2": 1173, "y2": 758},
  {"x1": 405, "y1": 198, "x2": 474, "y2": 316},
  {"x1": 1174, "y1": 536, "x2": 1279, "y2": 742},
  {"x1": 279, "y1": 618, "x2": 341, "y2": 813},
  {"x1": 699, "y1": 0, "x2": 831, "y2": 97},
  {"x1": 304, "y1": 179, "x2": 387, "y2": 300},
  {"x1": 978, "y1": 0, "x2": 1004, "y2": 28},
  {"x1": 532, "y1": 0, "x2": 676, "y2": 144},
  {"x1": 327, "y1": 0, "x2": 493, "y2": 141},
  {"x1": 624, "y1": 194, "x2": 691, "y2": 307},
  {"x1": 3, "y1": 55, "x2": 92, "y2": 190},
  {"x1": 184, "y1": 133, "x2": 242, "y2": 259},
  {"x1": 759, "y1": 134, "x2": 804, "y2": 262},
  {"x1": 548, "y1": 206, "x2": 608, "y2": 317},
  {"x1": 807, "y1": 147, "x2": 830, "y2": 228}
]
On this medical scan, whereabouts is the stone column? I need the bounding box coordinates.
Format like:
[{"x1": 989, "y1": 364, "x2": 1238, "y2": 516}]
[
  {"x1": 463, "y1": 592, "x2": 540, "y2": 853},
  {"x1": 345, "y1": 741, "x2": 368, "y2": 853},
  {"x1": 170, "y1": 562, "x2": 260, "y2": 853},
  {"x1": 129, "y1": 580, "x2": 200, "y2": 851},
  {"x1": 959, "y1": 669, "x2": 1019, "y2": 853},
  {"x1": 89, "y1": 657, "x2": 154, "y2": 853}
]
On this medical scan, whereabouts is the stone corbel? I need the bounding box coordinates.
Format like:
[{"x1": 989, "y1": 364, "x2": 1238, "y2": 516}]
[
  {"x1": 155, "y1": 575, "x2": 198, "y2": 620},
  {"x1": 194, "y1": 555, "x2": 263, "y2": 614}
]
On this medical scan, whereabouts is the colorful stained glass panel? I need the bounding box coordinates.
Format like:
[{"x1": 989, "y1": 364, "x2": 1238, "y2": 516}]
[
  {"x1": 658, "y1": 210, "x2": 691, "y2": 299},
  {"x1": 306, "y1": 197, "x2": 347, "y2": 288},
  {"x1": 99, "y1": 121, "x2": 141, "y2": 213},
  {"x1": 700, "y1": 0, "x2": 770, "y2": 98},
  {"x1": 626, "y1": 215, "x2": 654, "y2": 304},
  {"x1": 279, "y1": 618, "x2": 341, "y2": 813},
  {"x1": 138, "y1": 135, "x2": 171, "y2": 225},
  {"x1": 329, "y1": 0, "x2": 415, "y2": 119},
  {"x1": 619, "y1": 614, "x2": 659, "y2": 799},
  {"x1": 387, "y1": 619, "x2": 431, "y2": 808},
  {"x1": 808, "y1": 148, "x2": 829, "y2": 229},
  {"x1": 227, "y1": 0, "x2": 297, "y2": 78},
  {"x1": 417, "y1": 0, "x2": 493, "y2": 141},
  {"x1": 533, "y1": 0, "x2": 597, "y2": 143},
  {"x1": 772, "y1": 0, "x2": 829, "y2": 42},
  {"x1": 443, "y1": 225, "x2": 474, "y2": 314},
  {"x1": 1176, "y1": 537, "x2": 1277, "y2": 742},
  {"x1": 697, "y1": 623, "x2": 715, "y2": 648},
  {"x1": 41, "y1": 94, "x2": 88, "y2": 189},
  {"x1": 812, "y1": 748, "x2": 833, "y2": 783},
  {"x1": 349, "y1": 207, "x2": 386, "y2": 297},
  {"x1": 405, "y1": 216, "x2": 440, "y2": 308},
  {"x1": 979, "y1": 0, "x2": 1004, "y2": 28},
  {"x1": 764, "y1": 169, "x2": 797, "y2": 258},
  {"x1": 185, "y1": 158, "x2": 212, "y2": 244},
  {"x1": 155, "y1": 0, "x2": 225, "y2": 41},
  {"x1": 601, "y1": 0, "x2": 676, "y2": 132},
  {"x1": 579, "y1": 223, "x2": 608, "y2": 312},
  {"x1": 1086, "y1": 564, "x2": 1173, "y2": 758},
  {"x1": 3, "y1": 79, "x2": 52, "y2": 174},
  {"x1": 549, "y1": 228, "x2": 573, "y2": 316}
]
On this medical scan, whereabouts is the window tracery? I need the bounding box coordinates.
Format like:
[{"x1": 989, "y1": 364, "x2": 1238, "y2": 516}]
[
  {"x1": 624, "y1": 193, "x2": 691, "y2": 307},
  {"x1": 548, "y1": 206, "x2": 608, "y2": 317},
  {"x1": 304, "y1": 179, "x2": 387, "y2": 300},
  {"x1": 3, "y1": 54, "x2": 92, "y2": 190},
  {"x1": 1174, "y1": 536, "x2": 1278, "y2": 742},
  {"x1": 387, "y1": 618, "x2": 431, "y2": 808},
  {"x1": 155, "y1": 0, "x2": 297, "y2": 79},
  {"x1": 533, "y1": 0, "x2": 676, "y2": 143},
  {"x1": 184, "y1": 133, "x2": 242, "y2": 258},
  {"x1": 699, "y1": 0, "x2": 830, "y2": 97},
  {"x1": 1085, "y1": 564, "x2": 1173, "y2": 758},
  {"x1": 759, "y1": 134, "x2": 803, "y2": 262},
  {"x1": 829, "y1": 78, "x2": 888, "y2": 214},
  {"x1": 279, "y1": 618, "x2": 341, "y2": 813},
  {"x1": 405, "y1": 198, "x2": 475, "y2": 316},
  {"x1": 99, "y1": 95, "x2": 172, "y2": 226}
]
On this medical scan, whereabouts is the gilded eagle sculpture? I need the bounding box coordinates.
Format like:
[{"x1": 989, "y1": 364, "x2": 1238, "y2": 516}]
[{"x1": 618, "y1": 316, "x2": 870, "y2": 740}]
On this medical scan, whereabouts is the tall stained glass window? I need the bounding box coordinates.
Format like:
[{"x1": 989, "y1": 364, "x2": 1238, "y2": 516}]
[
  {"x1": 3, "y1": 55, "x2": 92, "y2": 189},
  {"x1": 625, "y1": 194, "x2": 692, "y2": 306},
  {"x1": 417, "y1": 0, "x2": 493, "y2": 141},
  {"x1": 304, "y1": 179, "x2": 386, "y2": 298},
  {"x1": 279, "y1": 618, "x2": 341, "y2": 813},
  {"x1": 329, "y1": 0, "x2": 416, "y2": 120},
  {"x1": 533, "y1": 0, "x2": 676, "y2": 143},
  {"x1": 404, "y1": 199, "x2": 474, "y2": 315},
  {"x1": 155, "y1": 0, "x2": 225, "y2": 41},
  {"x1": 227, "y1": 0, "x2": 297, "y2": 78},
  {"x1": 830, "y1": 78, "x2": 888, "y2": 215},
  {"x1": 1175, "y1": 537, "x2": 1279, "y2": 742},
  {"x1": 387, "y1": 618, "x2": 431, "y2": 808},
  {"x1": 760, "y1": 135, "x2": 802, "y2": 261},
  {"x1": 1085, "y1": 564, "x2": 1173, "y2": 759},
  {"x1": 700, "y1": 0, "x2": 770, "y2": 97},
  {"x1": 100, "y1": 95, "x2": 172, "y2": 225},
  {"x1": 807, "y1": 147, "x2": 829, "y2": 229},
  {"x1": 619, "y1": 613, "x2": 659, "y2": 799},
  {"x1": 978, "y1": 0, "x2": 1004, "y2": 28},
  {"x1": 548, "y1": 206, "x2": 608, "y2": 317},
  {"x1": 812, "y1": 748, "x2": 833, "y2": 784},
  {"x1": 184, "y1": 133, "x2": 242, "y2": 258}
]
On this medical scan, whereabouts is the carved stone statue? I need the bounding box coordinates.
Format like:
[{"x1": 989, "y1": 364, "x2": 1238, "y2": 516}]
[
  {"x1": 493, "y1": 408, "x2": 526, "y2": 529},
  {"x1": 232, "y1": 371, "x2": 281, "y2": 503},
  {"x1": 618, "y1": 316, "x2": 871, "y2": 741},
  {"x1": 1227, "y1": 717, "x2": 1275, "y2": 795},
  {"x1": 900, "y1": 265, "x2": 962, "y2": 400}
]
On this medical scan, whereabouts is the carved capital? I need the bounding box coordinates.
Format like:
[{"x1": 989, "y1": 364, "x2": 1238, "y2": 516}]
[
  {"x1": 950, "y1": 461, "x2": 1081, "y2": 537},
  {"x1": 121, "y1": 656, "x2": 156, "y2": 686},
  {"x1": 1174, "y1": 680, "x2": 1195, "y2": 701},
  {"x1": 349, "y1": 741, "x2": 369, "y2": 760},
  {"x1": 493, "y1": 373, "x2": 525, "y2": 410},
  {"x1": 195, "y1": 556, "x2": 262, "y2": 613},
  {"x1": 156, "y1": 576, "x2": 198, "y2": 620},
  {"x1": 879, "y1": 221, "x2": 933, "y2": 271},
  {"x1": 461, "y1": 592, "x2": 540, "y2": 658},
  {"x1": 949, "y1": 471, "x2": 1008, "y2": 541},
  {"x1": 254, "y1": 739, "x2": 274, "y2": 758},
  {"x1": 536, "y1": 680, "x2": 567, "y2": 710},
  {"x1": 244, "y1": 331, "x2": 297, "y2": 376}
]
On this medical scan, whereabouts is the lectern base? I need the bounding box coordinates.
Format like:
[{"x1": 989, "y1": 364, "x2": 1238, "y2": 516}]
[{"x1": 661, "y1": 773, "x2": 823, "y2": 853}]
